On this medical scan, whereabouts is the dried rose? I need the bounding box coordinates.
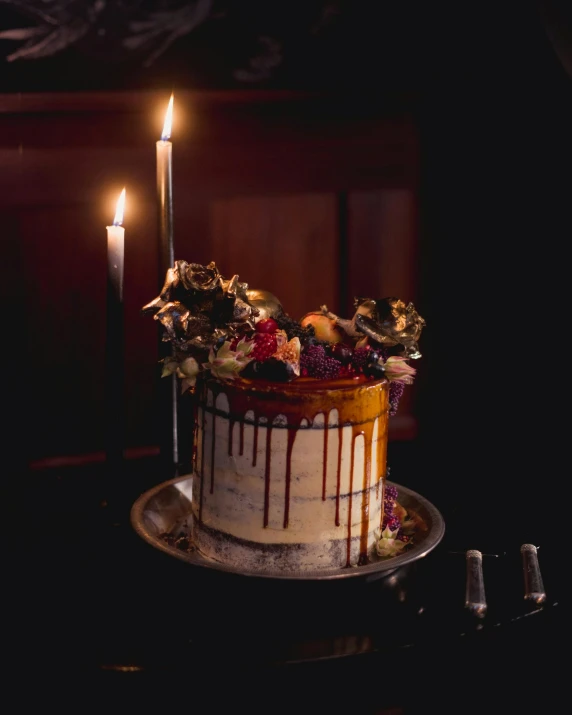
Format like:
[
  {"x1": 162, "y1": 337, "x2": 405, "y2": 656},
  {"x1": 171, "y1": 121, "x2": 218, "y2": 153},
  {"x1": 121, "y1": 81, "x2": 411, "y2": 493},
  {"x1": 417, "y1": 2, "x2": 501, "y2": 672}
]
[{"x1": 182, "y1": 261, "x2": 222, "y2": 293}]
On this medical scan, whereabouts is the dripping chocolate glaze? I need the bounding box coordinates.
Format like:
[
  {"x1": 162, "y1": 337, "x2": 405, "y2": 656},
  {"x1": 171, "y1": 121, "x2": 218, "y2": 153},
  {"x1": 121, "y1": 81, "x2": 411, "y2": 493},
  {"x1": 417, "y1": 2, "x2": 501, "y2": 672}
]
[{"x1": 196, "y1": 375, "x2": 389, "y2": 563}]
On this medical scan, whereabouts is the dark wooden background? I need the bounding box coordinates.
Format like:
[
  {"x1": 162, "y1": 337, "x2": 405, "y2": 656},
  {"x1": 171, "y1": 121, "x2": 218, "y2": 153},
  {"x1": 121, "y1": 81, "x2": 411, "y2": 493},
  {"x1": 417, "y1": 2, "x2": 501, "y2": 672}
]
[{"x1": 1, "y1": 90, "x2": 423, "y2": 470}]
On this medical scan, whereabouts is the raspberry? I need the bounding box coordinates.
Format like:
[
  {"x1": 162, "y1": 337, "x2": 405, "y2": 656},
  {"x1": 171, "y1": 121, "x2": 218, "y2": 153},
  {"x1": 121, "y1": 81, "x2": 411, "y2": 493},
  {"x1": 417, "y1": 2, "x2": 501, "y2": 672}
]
[
  {"x1": 274, "y1": 312, "x2": 316, "y2": 342},
  {"x1": 251, "y1": 333, "x2": 277, "y2": 361},
  {"x1": 255, "y1": 318, "x2": 279, "y2": 334}
]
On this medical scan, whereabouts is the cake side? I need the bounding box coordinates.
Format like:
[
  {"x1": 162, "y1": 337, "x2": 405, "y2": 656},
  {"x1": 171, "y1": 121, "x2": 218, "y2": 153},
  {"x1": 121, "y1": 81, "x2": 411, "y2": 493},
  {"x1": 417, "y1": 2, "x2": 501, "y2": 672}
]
[{"x1": 191, "y1": 376, "x2": 389, "y2": 571}]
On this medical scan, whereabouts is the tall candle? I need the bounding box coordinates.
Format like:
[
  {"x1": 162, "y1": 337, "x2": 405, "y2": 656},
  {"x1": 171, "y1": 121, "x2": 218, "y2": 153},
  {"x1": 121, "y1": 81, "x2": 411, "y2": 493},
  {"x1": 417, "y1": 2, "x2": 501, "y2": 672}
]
[
  {"x1": 105, "y1": 189, "x2": 126, "y2": 469},
  {"x1": 107, "y1": 188, "x2": 126, "y2": 301},
  {"x1": 156, "y1": 94, "x2": 174, "y2": 282},
  {"x1": 156, "y1": 94, "x2": 179, "y2": 472}
]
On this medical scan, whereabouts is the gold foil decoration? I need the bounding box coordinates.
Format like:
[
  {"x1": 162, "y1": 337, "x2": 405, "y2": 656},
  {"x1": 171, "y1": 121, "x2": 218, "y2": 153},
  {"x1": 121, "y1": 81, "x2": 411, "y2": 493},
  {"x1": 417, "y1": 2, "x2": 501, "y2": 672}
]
[
  {"x1": 354, "y1": 297, "x2": 425, "y2": 359},
  {"x1": 245, "y1": 289, "x2": 283, "y2": 322}
]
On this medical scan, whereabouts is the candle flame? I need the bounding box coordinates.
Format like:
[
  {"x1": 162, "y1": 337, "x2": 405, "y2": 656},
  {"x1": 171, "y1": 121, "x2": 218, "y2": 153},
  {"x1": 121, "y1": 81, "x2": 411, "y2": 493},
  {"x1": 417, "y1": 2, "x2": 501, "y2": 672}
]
[
  {"x1": 161, "y1": 94, "x2": 174, "y2": 141},
  {"x1": 113, "y1": 188, "x2": 126, "y2": 226}
]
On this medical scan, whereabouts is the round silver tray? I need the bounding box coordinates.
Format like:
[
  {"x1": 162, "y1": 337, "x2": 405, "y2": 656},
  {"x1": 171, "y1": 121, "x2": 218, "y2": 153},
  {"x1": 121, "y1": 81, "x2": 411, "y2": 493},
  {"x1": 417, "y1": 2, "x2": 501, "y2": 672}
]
[{"x1": 130, "y1": 476, "x2": 445, "y2": 581}]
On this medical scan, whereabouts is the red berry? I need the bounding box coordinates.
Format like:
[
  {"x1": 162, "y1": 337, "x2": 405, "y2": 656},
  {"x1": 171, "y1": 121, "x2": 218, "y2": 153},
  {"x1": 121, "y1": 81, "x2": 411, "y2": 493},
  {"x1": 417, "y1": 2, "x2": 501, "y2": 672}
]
[
  {"x1": 255, "y1": 318, "x2": 279, "y2": 334},
  {"x1": 251, "y1": 333, "x2": 278, "y2": 361}
]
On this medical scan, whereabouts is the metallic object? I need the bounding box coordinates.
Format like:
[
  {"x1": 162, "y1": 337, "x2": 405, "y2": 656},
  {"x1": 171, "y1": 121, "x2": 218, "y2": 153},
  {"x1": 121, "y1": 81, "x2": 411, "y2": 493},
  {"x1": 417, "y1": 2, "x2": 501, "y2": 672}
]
[
  {"x1": 465, "y1": 550, "x2": 487, "y2": 617},
  {"x1": 521, "y1": 544, "x2": 546, "y2": 604},
  {"x1": 131, "y1": 478, "x2": 445, "y2": 581}
]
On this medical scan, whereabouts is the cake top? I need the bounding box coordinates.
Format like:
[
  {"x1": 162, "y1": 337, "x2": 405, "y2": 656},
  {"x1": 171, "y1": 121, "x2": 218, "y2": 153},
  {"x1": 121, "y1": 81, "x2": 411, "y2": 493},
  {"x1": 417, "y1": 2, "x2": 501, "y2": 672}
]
[{"x1": 142, "y1": 260, "x2": 425, "y2": 416}]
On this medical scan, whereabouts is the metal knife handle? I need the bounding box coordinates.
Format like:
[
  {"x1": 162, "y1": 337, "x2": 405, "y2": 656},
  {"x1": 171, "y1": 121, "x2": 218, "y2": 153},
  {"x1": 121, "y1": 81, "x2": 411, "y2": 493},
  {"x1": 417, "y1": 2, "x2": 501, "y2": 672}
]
[
  {"x1": 465, "y1": 549, "x2": 487, "y2": 617},
  {"x1": 521, "y1": 544, "x2": 546, "y2": 604}
]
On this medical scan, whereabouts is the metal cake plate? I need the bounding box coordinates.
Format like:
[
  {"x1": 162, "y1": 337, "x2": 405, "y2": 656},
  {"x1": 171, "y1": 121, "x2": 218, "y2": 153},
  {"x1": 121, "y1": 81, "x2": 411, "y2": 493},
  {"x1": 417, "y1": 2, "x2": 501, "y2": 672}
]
[{"x1": 130, "y1": 476, "x2": 445, "y2": 581}]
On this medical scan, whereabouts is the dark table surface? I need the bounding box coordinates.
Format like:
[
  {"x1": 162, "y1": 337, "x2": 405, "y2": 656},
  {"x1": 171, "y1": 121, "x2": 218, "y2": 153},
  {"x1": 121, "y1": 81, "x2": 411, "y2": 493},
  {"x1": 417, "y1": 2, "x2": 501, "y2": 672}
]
[{"x1": 8, "y1": 441, "x2": 564, "y2": 714}]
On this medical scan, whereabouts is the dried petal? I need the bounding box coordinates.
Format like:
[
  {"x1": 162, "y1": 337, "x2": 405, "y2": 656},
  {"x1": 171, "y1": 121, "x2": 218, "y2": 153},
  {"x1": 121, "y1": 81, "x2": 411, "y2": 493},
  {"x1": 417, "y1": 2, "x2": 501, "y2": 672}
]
[{"x1": 383, "y1": 356, "x2": 416, "y2": 384}]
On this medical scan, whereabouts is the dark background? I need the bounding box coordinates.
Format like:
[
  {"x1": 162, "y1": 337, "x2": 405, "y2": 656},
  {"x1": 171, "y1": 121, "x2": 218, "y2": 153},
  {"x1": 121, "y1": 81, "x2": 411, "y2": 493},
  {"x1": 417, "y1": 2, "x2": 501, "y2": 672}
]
[
  {"x1": 2, "y1": 3, "x2": 571, "y2": 710},
  {"x1": 0, "y1": 2, "x2": 422, "y2": 92}
]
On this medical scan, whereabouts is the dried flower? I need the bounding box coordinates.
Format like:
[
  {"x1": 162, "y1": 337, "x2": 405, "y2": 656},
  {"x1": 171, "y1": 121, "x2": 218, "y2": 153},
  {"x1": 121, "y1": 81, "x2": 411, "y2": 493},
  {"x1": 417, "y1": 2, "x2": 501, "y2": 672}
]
[
  {"x1": 383, "y1": 356, "x2": 416, "y2": 384},
  {"x1": 161, "y1": 355, "x2": 200, "y2": 392},
  {"x1": 375, "y1": 526, "x2": 407, "y2": 558},
  {"x1": 181, "y1": 261, "x2": 222, "y2": 293},
  {"x1": 204, "y1": 339, "x2": 254, "y2": 381},
  {"x1": 177, "y1": 356, "x2": 200, "y2": 392}
]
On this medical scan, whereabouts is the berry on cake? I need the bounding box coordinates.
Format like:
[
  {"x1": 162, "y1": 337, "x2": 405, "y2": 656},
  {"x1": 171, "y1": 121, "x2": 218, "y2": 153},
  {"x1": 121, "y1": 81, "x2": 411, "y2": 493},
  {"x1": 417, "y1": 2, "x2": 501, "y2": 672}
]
[{"x1": 142, "y1": 260, "x2": 425, "y2": 573}]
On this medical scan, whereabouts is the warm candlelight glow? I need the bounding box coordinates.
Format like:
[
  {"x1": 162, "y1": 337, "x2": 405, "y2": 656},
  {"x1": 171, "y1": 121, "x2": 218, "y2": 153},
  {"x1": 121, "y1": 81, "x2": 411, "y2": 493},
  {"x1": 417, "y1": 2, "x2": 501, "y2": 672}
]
[
  {"x1": 161, "y1": 94, "x2": 174, "y2": 141},
  {"x1": 113, "y1": 188, "x2": 126, "y2": 226}
]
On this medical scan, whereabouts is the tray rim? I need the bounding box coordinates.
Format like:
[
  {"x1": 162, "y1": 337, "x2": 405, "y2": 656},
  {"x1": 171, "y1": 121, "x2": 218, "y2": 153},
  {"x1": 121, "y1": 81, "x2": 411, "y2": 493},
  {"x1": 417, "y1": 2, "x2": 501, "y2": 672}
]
[{"x1": 130, "y1": 475, "x2": 445, "y2": 581}]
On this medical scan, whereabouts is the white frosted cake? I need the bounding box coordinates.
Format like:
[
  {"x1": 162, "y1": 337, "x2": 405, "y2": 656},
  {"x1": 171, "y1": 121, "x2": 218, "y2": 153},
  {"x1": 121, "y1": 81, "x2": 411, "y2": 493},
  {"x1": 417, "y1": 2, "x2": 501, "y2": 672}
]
[
  {"x1": 192, "y1": 376, "x2": 388, "y2": 572},
  {"x1": 142, "y1": 259, "x2": 425, "y2": 572}
]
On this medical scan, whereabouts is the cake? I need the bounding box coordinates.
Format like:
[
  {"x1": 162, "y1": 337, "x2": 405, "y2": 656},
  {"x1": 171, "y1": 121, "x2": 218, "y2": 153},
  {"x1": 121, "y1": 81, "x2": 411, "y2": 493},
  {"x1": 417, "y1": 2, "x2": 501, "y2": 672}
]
[{"x1": 142, "y1": 260, "x2": 425, "y2": 573}]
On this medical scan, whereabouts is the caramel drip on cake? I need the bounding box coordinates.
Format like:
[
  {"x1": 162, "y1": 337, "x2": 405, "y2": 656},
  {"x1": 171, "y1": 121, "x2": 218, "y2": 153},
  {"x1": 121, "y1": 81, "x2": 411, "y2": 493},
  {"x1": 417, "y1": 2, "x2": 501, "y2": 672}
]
[
  {"x1": 252, "y1": 419, "x2": 258, "y2": 467},
  {"x1": 376, "y1": 388, "x2": 388, "y2": 528},
  {"x1": 335, "y1": 425, "x2": 343, "y2": 527},
  {"x1": 346, "y1": 431, "x2": 356, "y2": 566},
  {"x1": 284, "y1": 425, "x2": 299, "y2": 528},
  {"x1": 192, "y1": 397, "x2": 200, "y2": 472},
  {"x1": 359, "y1": 421, "x2": 374, "y2": 564},
  {"x1": 210, "y1": 410, "x2": 216, "y2": 494},
  {"x1": 199, "y1": 404, "x2": 207, "y2": 523},
  {"x1": 263, "y1": 426, "x2": 273, "y2": 528},
  {"x1": 322, "y1": 419, "x2": 329, "y2": 501}
]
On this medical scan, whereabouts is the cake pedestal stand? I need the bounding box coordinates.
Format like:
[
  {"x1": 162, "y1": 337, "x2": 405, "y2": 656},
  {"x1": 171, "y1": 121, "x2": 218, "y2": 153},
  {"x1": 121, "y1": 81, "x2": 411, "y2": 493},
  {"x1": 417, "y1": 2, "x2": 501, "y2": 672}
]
[{"x1": 130, "y1": 477, "x2": 445, "y2": 581}]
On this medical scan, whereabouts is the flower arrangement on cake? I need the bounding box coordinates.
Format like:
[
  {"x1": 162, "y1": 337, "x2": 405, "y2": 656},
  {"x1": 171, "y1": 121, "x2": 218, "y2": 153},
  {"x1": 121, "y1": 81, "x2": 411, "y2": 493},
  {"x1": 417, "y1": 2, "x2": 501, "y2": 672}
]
[{"x1": 143, "y1": 259, "x2": 426, "y2": 570}]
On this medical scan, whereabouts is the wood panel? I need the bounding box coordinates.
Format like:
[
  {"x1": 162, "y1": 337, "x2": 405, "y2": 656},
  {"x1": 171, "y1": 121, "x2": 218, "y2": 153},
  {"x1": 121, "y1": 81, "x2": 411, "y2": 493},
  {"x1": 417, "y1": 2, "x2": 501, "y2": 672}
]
[{"x1": 208, "y1": 194, "x2": 339, "y2": 321}]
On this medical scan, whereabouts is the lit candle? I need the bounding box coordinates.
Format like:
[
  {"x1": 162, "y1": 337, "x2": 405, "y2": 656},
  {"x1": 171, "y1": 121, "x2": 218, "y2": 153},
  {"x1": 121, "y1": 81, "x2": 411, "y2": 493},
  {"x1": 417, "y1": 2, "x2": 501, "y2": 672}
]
[
  {"x1": 156, "y1": 94, "x2": 179, "y2": 473},
  {"x1": 107, "y1": 188, "x2": 126, "y2": 302},
  {"x1": 156, "y1": 94, "x2": 174, "y2": 283},
  {"x1": 105, "y1": 189, "x2": 126, "y2": 469}
]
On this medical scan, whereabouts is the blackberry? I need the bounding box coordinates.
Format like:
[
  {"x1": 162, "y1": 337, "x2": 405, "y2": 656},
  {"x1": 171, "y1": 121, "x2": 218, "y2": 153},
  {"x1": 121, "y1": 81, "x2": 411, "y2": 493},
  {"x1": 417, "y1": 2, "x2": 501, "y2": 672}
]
[
  {"x1": 243, "y1": 357, "x2": 296, "y2": 382},
  {"x1": 300, "y1": 345, "x2": 342, "y2": 379},
  {"x1": 363, "y1": 361, "x2": 386, "y2": 379},
  {"x1": 275, "y1": 311, "x2": 315, "y2": 342},
  {"x1": 389, "y1": 381, "x2": 405, "y2": 417},
  {"x1": 301, "y1": 336, "x2": 330, "y2": 358}
]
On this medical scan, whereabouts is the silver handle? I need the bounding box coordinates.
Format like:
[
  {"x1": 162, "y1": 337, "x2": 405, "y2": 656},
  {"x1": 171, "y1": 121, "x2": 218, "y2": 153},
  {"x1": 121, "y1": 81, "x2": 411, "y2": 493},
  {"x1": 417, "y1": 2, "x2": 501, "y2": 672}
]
[
  {"x1": 465, "y1": 549, "x2": 487, "y2": 617},
  {"x1": 521, "y1": 544, "x2": 546, "y2": 604}
]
